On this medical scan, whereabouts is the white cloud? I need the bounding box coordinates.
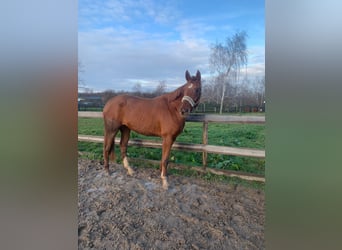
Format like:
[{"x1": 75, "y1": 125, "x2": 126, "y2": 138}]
[
  {"x1": 79, "y1": 27, "x2": 210, "y2": 91},
  {"x1": 78, "y1": 0, "x2": 265, "y2": 92},
  {"x1": 79, "y1": 0, "x2": 180, "y2": 30},
  {"x1": 79, "y1": 27, "x2": 264, "y2": 91},
  {"x1": 247, "y1": 45, "x2": 265, "y2": 77}
]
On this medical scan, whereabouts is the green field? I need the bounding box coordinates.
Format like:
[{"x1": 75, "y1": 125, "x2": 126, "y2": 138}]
[{"x1": 78, "y1": 116, "x2": 265, "y2": 180}]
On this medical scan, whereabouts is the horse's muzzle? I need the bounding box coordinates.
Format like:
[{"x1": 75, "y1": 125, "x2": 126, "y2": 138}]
[{"x1": 181, "y1": 108, "x2": 191, "y2": 116}]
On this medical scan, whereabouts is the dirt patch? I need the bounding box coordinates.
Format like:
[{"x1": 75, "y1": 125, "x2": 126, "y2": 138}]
[{"x1": 78, "y1": 159, "x2": 264, "y2": 249}]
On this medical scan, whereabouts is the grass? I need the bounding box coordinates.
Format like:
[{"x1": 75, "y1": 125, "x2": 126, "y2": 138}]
[
  {"x1": 78, "y1": 115, "x2": 265, "y2": 187},
  {"x1": 78, "y1": 117, "x2": 265, "y2": 148}
]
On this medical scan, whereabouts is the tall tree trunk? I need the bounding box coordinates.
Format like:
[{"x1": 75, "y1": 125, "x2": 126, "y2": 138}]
[
  {"x1": 219, "y1": 83, "x2": 226, "y2": 114},
  {"x1": 239, "y1": 98, "x2": 242, "y2": 113}
]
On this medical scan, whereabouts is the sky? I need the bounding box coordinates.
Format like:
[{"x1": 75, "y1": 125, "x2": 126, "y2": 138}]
[{"x1": 78, "y1": 0, "x2": 264, "y2": 92}]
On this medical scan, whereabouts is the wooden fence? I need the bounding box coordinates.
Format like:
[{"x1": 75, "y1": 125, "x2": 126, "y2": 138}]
[{"x1": 78, "y1": 111, "x2": 265, "y2": 182}]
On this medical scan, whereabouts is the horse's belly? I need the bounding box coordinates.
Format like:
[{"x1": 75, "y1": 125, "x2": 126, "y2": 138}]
[
  {"x1": 133, "y1": 128, "x2": 160, "y2": 137},
  {"x1": 123, "y1": 118, "x2": 162, "y2": 137}
]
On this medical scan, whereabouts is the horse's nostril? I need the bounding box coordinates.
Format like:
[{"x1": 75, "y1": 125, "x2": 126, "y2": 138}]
[
  {"x1": 181, "y1": 108, "x2": 188, "y2": 115},
  {"x1": 181, "y1": 108, "x2": 191, "y2": 115}
]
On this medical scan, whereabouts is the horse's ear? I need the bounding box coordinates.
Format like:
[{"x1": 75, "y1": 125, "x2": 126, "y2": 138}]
[
  {"x1": 196, "y1": 70, "x2": 201, "y2": 81},
  {"x1": 185, "y1": 70, "x2": 191, "y2": 81}
]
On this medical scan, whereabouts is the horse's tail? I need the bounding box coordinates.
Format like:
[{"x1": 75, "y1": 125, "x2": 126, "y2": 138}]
[
  {"x1": 103, "y1": 117, "x2": 117, "y2": 163},
  {"x1": 109, "y1": 142, "x2": 115, "y2": 161}
]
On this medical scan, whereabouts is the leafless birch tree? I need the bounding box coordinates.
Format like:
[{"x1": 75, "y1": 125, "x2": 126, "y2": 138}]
[{"x1": 209, "y1": 31, "x2": 248, "y2": 114}]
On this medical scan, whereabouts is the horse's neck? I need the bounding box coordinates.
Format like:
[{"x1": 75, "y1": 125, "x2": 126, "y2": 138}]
[{"x1": 166, "y1": 84, "x2": 185, "y2": 103}]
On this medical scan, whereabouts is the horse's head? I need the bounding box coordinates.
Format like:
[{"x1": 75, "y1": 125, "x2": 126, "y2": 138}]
[{"x1": 180, "y1": 70, "x2": 202, "y2": 115}]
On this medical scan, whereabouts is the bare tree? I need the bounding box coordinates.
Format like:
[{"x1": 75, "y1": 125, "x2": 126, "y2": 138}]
[
  {"x1": 132, "y1": 82, "x2": 142, "y2": 95},
  {"x1": 78, "y1": 61, "x2": 84, "y2": 86},
  {"x1": 236, "y1": 77, "x2": 252, "y2": 112},
  {"x1": 202, "y1": 81, "x2": 217, "y2": 104},
  {"x1": 102, "y1": 90, "x2": 116, "y2": 104},
  {"x1": 254, "y1": 76, "x2": 265, "y2": 111},
  {"x1": 154, "y1": 80, "x2": 167, "y2": 96},
  {"x1": 78, "y1": 61, "x2": 93, "y2": 93},
  {"x1": 209, "y1": 31, "x2": 248, "y2": 114}
]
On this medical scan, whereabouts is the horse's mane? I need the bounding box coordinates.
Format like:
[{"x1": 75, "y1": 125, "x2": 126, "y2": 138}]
[{"x1": 165, "y1": 83, "x2": 186, "y2": 103}]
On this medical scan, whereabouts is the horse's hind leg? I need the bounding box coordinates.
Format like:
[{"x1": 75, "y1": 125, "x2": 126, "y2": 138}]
[
  {"x1": 103, "y1": 119, "x2": 120, "y2": 174},
  {"x1": 103, "y1": 131, "x2": 116, "y2": 174},
  {"x1": 120, "y1": 125, "x2": 134, "y2": 175}
]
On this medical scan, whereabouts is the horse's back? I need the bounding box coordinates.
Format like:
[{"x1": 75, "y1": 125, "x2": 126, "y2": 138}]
[
  {"x1": 103, "y1": 94, "x2": 162, "y2": 123},
  {"x1": 104, "y1": 95, "x2": 157, "y2": 116}
]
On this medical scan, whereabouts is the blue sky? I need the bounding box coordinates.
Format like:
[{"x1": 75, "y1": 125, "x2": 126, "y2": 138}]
[{"x1": 79, "y1": 0, "x2": 264, "y2": 92}]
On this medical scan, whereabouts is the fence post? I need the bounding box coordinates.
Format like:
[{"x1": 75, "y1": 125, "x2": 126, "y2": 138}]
[{"x1": 202, "y1": 121, "x2": 208, "y2": 171}]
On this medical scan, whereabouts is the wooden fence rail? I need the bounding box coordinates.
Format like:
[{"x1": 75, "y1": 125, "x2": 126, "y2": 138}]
[
  {"x1": 78, "y1": 111, "x2": 265, "y2": 124},
  {"x1": 78, "y1": 111, "x2": 265, "y2": 182},
  {"x1": 78, "y1": 135, "x2": 265, "y2": 158}
]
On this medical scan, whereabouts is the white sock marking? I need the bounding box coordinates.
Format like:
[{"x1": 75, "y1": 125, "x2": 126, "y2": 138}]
[{"x1": 123, "y1": 157, "x2": 134, "y2": 175}]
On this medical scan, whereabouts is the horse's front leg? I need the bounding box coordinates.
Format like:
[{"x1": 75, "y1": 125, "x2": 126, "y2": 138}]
[{"x1": 161, "y1": 136, "x2": 174, "y2": 190}]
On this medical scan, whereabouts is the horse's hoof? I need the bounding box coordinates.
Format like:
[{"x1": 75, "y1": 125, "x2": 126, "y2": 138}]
[
  {"x1": 127, "y1": 167, "x2": 135, "y2": 176},
  {"x1": 162, "y1": 178, "x2": 169, "y2": 190},
  {"x1": 105, "y1": 167, "x2": 110, "y2": 175}
]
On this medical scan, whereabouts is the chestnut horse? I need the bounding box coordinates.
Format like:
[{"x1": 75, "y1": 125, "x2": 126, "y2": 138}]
[{"x1": 103, "y1": 70, "x2": 201, "y2": 189}]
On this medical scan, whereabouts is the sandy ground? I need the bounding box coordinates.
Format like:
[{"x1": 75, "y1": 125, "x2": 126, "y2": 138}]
[{"x1": 78, "y1": 159, "x2": 264, "y2": 249}]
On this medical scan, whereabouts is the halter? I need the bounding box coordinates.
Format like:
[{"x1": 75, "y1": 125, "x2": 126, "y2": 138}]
[{"x1": 181, "y1": 95, "x2": 196, "y2": 107}]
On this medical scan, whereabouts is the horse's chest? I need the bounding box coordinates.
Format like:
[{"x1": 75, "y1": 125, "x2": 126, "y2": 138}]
[{"x1": 162, "y1": 118, "x2": 185, "y2": 136}]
